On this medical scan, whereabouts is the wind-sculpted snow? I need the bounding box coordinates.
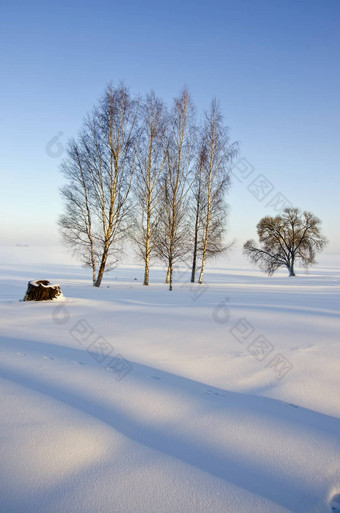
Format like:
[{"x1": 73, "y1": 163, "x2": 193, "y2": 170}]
[{"x1": 0, "y1": 257, "x2": 339, "y2": 512}]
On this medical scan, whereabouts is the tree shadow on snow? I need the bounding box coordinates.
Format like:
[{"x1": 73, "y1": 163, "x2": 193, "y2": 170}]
[{"x1": 1, "y1": 336, "x2": 339, "y2": 512}]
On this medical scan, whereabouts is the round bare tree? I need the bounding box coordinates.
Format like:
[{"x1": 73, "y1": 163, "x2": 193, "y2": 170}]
[{"x1": 243, "y1": 208, "x2": 328, "y2": 276}]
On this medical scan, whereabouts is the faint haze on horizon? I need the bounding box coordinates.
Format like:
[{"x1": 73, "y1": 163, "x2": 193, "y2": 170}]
[{"x1": 1, "y1": 0, "x2": 339, "y2": 256}]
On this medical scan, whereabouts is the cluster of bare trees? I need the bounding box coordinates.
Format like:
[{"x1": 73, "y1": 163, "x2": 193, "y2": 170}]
[{"x1": 59, "y1": 83, "x2": 238, "y2": 289}]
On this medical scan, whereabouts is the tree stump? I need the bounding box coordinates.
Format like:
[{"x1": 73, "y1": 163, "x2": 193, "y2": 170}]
[{"x1": 23, "y1": 280, "x2": 64, "y2": 301}]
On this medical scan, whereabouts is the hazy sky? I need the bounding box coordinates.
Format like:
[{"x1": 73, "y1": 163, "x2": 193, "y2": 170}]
[{"x1": 1, "y1": 0, "x2": 339, "y2": 261}]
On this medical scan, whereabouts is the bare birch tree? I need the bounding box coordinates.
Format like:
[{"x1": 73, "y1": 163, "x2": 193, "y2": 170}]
[
  {"x1": 59, "y1": 83, "x2": 139, "y2": 287},
  {"x1": 155, "y1": 89, "x2": 195, "y2": 291},
  {"x1": 132, "y1": 92, "x2": 167, "y2": 285},
  {"x1": 192, "y1": 100, "x2": 238, "y2": 284}
]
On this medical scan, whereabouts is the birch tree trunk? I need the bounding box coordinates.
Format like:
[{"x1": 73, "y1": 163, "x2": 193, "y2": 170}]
[
  {"x1": 144, "y1": 233, "x2": 151, "y2": 285},
  {"x1": 197, "y1": 99, "x2": 237, "y2": 284},
  {"x1": 198, "y1": 205, "x2": 210, "y2": 284},
  {"x1": 94, "y1": 240, "x2": 110, "y2": 287},
  {"x1": 155, "y1": 89, "x2": 195, "y2": 291},
  {"x1": 132, "y1": 92, "x2": 167, "y2": 286},
  {"x1": 191, "y1": 147, "x2": 206, "y2": 283},
  {"x1": 142, "y1": 155, "x2": 153, "y2": 286}
]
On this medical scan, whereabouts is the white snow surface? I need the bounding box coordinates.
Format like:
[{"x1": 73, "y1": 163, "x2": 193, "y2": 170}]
[{"x1": 0, "y1": 255, "x2": 340, "y2": 513}]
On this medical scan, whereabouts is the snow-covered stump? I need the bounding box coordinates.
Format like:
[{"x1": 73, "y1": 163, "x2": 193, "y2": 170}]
[{"x1": 23, "y1": 280, "x2": 63, "y2": 301}]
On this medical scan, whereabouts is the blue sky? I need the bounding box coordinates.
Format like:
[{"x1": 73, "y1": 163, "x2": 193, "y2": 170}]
[{"x1": 1, "y1": 0, "x2": 339, "y2": 260}]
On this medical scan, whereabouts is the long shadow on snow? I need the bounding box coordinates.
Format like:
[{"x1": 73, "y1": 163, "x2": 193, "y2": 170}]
[{"x1": 1, "y1": 338, "x2": 340, "y2": 511}]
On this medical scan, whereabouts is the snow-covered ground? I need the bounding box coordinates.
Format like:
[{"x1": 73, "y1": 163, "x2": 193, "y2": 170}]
[{"x1": 1, "y1": 249, "x2": 340, "y2": 513}]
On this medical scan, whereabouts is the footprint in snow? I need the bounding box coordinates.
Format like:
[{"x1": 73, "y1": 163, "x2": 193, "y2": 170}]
[
  {"x1": 331, "y1": 493, "x2": 340, "y2": 512},
  {"x1": 282, "y1": 401, "x2": 299, "y2": 409},
  {"x1": 205, "y1": 388, "x2": 226, "y2": 397}
]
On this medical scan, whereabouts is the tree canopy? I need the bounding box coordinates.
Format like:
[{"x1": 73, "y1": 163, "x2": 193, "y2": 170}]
[{"x1": 243, "y1": 208, "x2": 327, "y2": 276}]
